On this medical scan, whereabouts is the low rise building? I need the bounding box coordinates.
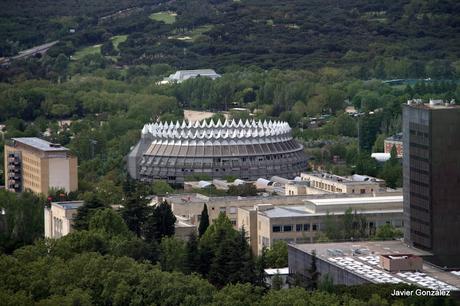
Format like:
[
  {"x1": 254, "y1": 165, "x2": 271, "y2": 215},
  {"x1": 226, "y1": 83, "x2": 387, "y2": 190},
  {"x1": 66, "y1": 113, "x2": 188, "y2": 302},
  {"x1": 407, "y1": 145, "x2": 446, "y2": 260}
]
[
  {"x1": 288, "y1": 241, "x2": 460, "y2": 291},
  {"x1": 4, "y1": 138, "x2": 78, "y2": 195},
  {"x1": 160, "y1": 69, "x2": 221, "y2": 84},
  {"x1": 384, "y1": 133, "x2": 403, "y2": 158},
  {"x1": 161, "y1": 192, "x2": 401, "y2": 231},
  {"x1": 174, "y1": 215, "x2": 196, "y2": 240},
  {"x1": 44, "y1": 201, "x2": 83, "y2": 239},
  {"x1": 300, "y1": 172, "x2": 381, "y2": 195},
  {"x1": 265, "y1": 267, "x2": 290, "y2": 289},
  {"x1": 238, "y1": 195, "x2": 403, "y2": 255}
]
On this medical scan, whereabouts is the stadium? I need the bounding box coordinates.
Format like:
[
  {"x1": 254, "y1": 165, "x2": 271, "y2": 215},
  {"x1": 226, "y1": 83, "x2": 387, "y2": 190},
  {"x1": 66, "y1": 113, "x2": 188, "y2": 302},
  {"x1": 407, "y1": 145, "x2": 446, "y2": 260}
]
[{"x1": 127, "y1": 119, "x2": 307, "y2": 184}]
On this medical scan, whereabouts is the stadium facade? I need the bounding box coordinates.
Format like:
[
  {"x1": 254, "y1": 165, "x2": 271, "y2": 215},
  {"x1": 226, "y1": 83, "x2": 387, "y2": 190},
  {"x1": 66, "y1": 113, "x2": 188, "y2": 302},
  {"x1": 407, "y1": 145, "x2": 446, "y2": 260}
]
[{"x1": 127, "y1": 119, "x2": 307, "y2": 184}]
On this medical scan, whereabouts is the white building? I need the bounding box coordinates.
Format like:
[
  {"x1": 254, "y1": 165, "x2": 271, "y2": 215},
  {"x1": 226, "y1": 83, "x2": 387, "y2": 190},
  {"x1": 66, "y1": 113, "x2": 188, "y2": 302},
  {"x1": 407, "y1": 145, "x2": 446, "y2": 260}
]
[
  {"x1": 160, "y1": 69, "x2": 221, "y2": 84},
  {"x1": 44, "y1": 201, "x2": 83, "y2": 238}
]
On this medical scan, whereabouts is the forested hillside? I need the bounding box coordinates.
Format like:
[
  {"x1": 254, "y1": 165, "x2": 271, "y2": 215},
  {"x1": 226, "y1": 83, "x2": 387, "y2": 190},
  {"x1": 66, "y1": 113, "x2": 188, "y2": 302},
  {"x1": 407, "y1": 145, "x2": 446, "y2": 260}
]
[{"x1": 1, "y1": 0, "x2": 459, "y2": 77}]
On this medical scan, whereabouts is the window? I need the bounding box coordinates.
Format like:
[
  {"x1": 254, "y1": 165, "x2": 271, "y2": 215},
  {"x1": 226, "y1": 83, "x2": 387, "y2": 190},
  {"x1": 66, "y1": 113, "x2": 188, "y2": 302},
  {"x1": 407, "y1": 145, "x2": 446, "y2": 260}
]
[
  {"x1": 262, "y1": 236, "x2": 270, "y2": 247},
  {"x1": 283, "y1": 225, "x2": 292, "y2": 232},
  {"x1": 296, "y1": 224, "x2": 302, "y2": 231},
  {"x1": 219, "y1": 207, "x2": 226, "y2": 214},
  {"x1": 352, "y1": 189, "x2": 355, "y2": 193},
  {"x1": 360, "y1": 189, "x2": 365, "y2": 194},
  {"x1": 229, "y1": 206, "x2": 237, "y2": 214},
  {"x1": 231, "y1": 220, "x2": 237, "y2": 226},
  {"x1": 303, "y1": 224, "x2": 310, "y2": 231},
  {"x1": 312, "y1": 224, "x2": 318, "y2": 231},
  {"x1": 272, "y1": 225, "x2": 281, "y2": 232}
]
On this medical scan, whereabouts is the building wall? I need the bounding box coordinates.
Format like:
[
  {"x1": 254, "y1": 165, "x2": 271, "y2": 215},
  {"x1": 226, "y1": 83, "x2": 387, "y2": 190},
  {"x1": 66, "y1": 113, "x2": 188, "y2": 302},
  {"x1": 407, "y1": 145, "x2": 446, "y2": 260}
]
[
  {"x1": 69, "y1": 156, "x2": 78, "y2": 192},
  {"x1": 237, "y1": 208, "x2": 258, "y2": 255},
  {"x1": 49, "y1": 157, "x2": 70, "y2": 191},
  {"x1": 252, "y1": 212, "x2": 403, "y2": 255},
  {"x1": 3, "y1": 142, "x2": 78, "y2": 195},
  {"x1": 384, "y1": 140, "x2": 403, "y2": 158},
  {"x1": 288, "y1": 246, "x2": 369, "y2": 286},
  {"x1": 430, "y1": 109, "x2": 460, "y2": 260},
  {"x1": 171, "y1": 196, "x2": 308, "y2": 228},
  {"x1": 403, "y1": 105, "x2": 460, "y2": 265},
  {"x1": 44, "y1": 204, "x2": 79, "y2": 239},
  {"x1": 300, "y1": 173, "x2": 379, "y2": 194}
]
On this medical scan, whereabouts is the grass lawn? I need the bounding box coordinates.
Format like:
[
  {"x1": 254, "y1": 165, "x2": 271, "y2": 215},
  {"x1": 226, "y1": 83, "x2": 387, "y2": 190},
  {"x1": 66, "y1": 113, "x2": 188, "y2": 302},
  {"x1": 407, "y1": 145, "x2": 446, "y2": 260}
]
[
  {"x1": 149, "y1": 11, "x2": 177, "y2": 24},
  {"x1": 72, "y1": 44, "x2": 101, "y2": 60},
  {"x1": 110, "y1": 35, "x2": 128, "y2": 51},
  {"x1": 173, "y1": 25, "x2": 214, "y2": 42}
]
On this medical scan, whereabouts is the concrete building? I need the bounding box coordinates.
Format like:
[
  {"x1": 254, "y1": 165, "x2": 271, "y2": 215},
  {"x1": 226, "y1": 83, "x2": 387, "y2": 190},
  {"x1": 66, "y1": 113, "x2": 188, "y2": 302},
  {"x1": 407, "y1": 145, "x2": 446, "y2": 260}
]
[
  {"x1": 44, "y1": 201, "x2": 83, "y2": 238},
  {"x1": 300, "y1": 172, "x2": 381, "y2": 195},
  {"x1": 4, "y1": 138, "x2": 78, "y2": 195},
  {"x1": 403, "y1": 100, "x2": 460, "y2": 267},
  {"x1": 384, "y1": 133, "x2": 403, "y2": 158},
  {"x1": 238, "y1": 195, "x2": 404, "y2": 255},
  {"x1": 160, "y1": 69, "x2": 221, "y2": 84},
  {"x1": 128, "y1": 120, "x2": 307, "y2": 185},
  {"x1": 265, "y1": 267, "x2": 290, "y2": 288},
  {"x1": 174, "y1": 215, "x2": 196, "y2": 240},
  {"x1": 288, "y1": 241, "x2": 460, "y2": 291},
  {"x1": 159, "y1": 192, "x2": 403, "y2": 233}
]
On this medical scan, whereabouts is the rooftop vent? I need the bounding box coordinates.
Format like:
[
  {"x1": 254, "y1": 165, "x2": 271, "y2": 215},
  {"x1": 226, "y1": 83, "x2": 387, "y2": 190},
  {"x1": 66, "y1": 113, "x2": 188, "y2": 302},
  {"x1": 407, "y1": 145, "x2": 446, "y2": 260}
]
[{"x1": 49, "y1": 143, "x2": 61, "y2": 148}]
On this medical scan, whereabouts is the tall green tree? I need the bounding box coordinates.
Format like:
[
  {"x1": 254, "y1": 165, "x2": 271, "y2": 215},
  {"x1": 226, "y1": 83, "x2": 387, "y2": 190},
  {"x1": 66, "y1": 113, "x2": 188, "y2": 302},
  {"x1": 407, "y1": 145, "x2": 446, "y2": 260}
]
[
  {"x1": 73, "y1": 192, "x2": 107, "y2": 231},
  {"x1": 143, "y1": 201, "x2": 176, "y2": 243},
  {"x1": 159, "y1": 236, "x2": 186, "y2": 272},
  {"x1": 121, "y1": 192, "x2": 149, "y2": 237},
  {"x1": 308, "y1": 250, "x2": 320, "y2": 290},
  {"x1": 266, "y1": 241, "x2": 288, "y2": 268},
  {"x1": 185, "y1": 232, "x2": 200, "y2": 274},
  {"x1": 198, "y1": 204, "x2": 210, "y2": 237},
  {"x1": 89, "y1": 209, "x2": 130, "y2": 238}
]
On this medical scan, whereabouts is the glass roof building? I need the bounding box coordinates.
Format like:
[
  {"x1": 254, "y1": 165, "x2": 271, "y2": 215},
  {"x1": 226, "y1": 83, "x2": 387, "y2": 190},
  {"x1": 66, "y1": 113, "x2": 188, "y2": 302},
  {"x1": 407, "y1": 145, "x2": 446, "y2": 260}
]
[{"x1": 127, "y1": 119, "x2": 307, "y2": 184}]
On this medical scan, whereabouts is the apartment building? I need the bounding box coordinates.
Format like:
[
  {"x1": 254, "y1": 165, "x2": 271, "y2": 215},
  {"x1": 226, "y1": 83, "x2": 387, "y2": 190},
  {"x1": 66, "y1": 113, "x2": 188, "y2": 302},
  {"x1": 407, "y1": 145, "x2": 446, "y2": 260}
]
[{"x1": 4, "y1": 138, "x2": 78, "y2": 195}]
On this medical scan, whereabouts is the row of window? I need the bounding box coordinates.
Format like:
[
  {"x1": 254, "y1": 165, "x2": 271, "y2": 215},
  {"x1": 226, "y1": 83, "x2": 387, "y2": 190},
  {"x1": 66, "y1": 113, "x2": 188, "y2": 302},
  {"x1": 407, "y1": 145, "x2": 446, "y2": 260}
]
[{"x1": 272, "y1": 223, "x2": 318, "y2": 233}]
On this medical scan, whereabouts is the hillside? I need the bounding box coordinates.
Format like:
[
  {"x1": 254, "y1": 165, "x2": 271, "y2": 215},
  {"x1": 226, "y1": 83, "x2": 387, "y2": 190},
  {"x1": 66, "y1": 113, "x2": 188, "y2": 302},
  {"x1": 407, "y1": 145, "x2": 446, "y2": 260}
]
[{"x1": 1, "y1": 0, "x2": 459, "y2": 78}]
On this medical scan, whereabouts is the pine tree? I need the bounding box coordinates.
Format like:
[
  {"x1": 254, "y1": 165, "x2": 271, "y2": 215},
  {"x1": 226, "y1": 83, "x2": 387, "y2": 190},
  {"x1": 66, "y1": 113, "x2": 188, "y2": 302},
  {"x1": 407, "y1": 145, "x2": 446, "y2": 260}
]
[
  {"x1": 254, "y1": 247, "x2": 268, "y2": 288},
  {"x1": 143, "y1": 201, "x2": 176, "y2": 243},
  {"x1": 73, "y1": 192, "x2": 107, "y2": 231},
  {"x1": 121, "y1": 192, "x2": 149, "y2": 237},
  {"x1": 185, "y1": 232, "x2": 200, "y2": 274},
  {"x1": 272, "y1": 273, "x2": 283, "y2": 290},
  {"x1": 198, "y1": 204, "x2": 209, "y2": 237},
  {"x1": 308, "y1": 250, "x2": 320, "y2": 290}
]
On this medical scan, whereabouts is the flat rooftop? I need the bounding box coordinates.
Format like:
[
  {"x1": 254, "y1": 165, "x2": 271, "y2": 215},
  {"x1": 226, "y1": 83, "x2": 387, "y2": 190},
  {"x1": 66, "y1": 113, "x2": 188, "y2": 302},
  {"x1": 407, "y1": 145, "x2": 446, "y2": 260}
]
[
  {"x1": 291, "y1": 241, "x2": 460, "y2": 291},
  {"x1": 302, "y1": 172, "x2": 380, "y2": 185},
  {"x1": 305, "y1": 196, "x2": 402, "y2": 206},
  {"x1": 52, "y1": 201, "x2": 84, "y2": 210},
  {"x1": 12, "y1": 137, "x2": 70, "y2": 152},
  {"x1": 261, "y1": 206, "x2": 402, "y2": 218}
]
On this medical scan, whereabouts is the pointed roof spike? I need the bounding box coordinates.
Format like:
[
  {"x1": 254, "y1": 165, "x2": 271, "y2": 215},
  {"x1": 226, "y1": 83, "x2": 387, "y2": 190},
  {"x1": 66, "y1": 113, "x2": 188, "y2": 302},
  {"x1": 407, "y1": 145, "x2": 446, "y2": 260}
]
[{"x1": 216, "y1": 119, "x2": 222, "y2": 127}]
